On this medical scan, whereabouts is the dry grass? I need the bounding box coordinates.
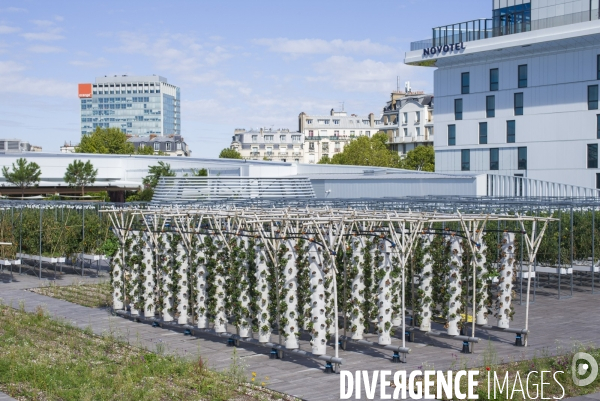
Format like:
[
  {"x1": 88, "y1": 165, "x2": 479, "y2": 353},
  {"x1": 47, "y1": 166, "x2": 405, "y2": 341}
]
[{"x1": 29, "y1": 281, "x2": 112, "y2": 308}]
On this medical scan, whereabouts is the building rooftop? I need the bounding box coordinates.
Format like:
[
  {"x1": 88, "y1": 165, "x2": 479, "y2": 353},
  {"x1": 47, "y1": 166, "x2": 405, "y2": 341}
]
[{"x1": 95, "y1": 75, "x2": 168, "y2": 84}]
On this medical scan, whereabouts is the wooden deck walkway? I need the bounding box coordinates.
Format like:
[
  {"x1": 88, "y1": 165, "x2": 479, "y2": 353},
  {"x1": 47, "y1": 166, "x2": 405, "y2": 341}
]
[{"x1": 2, "y1": 270, "x2": 600, "y2": 401}]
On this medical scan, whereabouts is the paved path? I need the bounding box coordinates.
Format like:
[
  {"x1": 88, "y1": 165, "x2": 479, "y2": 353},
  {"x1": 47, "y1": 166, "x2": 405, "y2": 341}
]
[
  {"x1": 0, "y1": 392, "x2": 17, "y2": 401},
  {"x1": 2, "y1": 269, "x2": 600, "y2": 400}
]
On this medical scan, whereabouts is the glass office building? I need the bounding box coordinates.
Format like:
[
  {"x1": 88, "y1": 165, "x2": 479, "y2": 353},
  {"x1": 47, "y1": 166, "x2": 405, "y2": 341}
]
[{"x1": 79, "y1": 75, "x2": 180, "y2": 137}]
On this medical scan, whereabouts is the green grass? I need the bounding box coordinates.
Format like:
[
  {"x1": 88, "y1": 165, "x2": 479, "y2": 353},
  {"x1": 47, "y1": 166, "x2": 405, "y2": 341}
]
[
  {"x1": 0, "y1": 303, "x2": 292, "y2": 401},
  {"x1": 30, "y1": 281, "x2": 112, "y2": 308}
]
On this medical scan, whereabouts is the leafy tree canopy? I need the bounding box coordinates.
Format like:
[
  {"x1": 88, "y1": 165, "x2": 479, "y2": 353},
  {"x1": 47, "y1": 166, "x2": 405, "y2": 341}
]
[
  {"x1": 318, "y1": 132, "x2": 401, "y2": 168},
  {"x1": 64, "y1": 160, "x2": 98, "y2": 196},
  {"x1": 219, "y1": 148, "x2": 242, "y2": 159},
  {"x1": 191, "y1": 168, "x2": 208, "y2": 177},
  {"x1": 142, "y1": 161, "x2": 176, "y2": 189},
  {"x1": 1, "y1": 157, "x2": 42, "y2": 198},
  {"x1": 76, "y1": 127, "x2": 135, "y2": 154},
  {"x1": 400, "y1": 145, "x2": 435, "y2": 172}
]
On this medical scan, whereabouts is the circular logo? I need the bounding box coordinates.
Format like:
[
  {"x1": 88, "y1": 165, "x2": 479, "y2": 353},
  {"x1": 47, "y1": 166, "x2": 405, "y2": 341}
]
[{"x1": 572, "y1": 352, "x2": 598, "y2": 387}]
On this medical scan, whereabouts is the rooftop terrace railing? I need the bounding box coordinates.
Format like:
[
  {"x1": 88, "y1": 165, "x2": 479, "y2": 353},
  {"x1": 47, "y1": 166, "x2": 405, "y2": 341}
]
[{"x1": 410, "y1": 9, "x2": 598, "y2": 52}]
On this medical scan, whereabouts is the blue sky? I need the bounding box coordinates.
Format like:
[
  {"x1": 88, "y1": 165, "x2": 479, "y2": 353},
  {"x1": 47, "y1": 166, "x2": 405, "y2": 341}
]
[{"x1": 0, "y1": 0, "x2": 490, "y2": 157}]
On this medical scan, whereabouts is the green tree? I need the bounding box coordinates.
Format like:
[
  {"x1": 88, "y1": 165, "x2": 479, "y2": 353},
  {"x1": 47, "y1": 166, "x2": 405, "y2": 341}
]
[
  {"x1": 127, "y1": 161, "x2": 175, "y2": 202},
  {"x1": 136, "y1": 145, "x2": 156, "y2": 155},
  {"x1": 317, "y1": 155, "x2": 331, "y2": 164},
  {"x1": 400, "y1": 145, "x2": 435, "y2": 172},
  {"x1": 63, "y1": 160, "x2": 98, "y2": 196},
  {"x1": 1, "y1": 158, "x2": 42, "y2": 199},
  {"x1": 191, "y1": 168, "x2": 208, "y2": 177},
  {"x1": 219, "y1": 148, "x2": 242, "y2": 159},
  {"x1": 76, "y1": 127, "x2": 135, "y2": 154},
  {"x1": 143, "y1": 161, "x2": 176, "y2": 188},
  {"x1": 328, "y1": 132, "x2": 401, "y2": 168}
]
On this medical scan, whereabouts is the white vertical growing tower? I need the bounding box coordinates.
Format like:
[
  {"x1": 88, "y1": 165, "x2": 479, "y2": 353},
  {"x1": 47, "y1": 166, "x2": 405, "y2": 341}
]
[
  {"x1": 446, "y1": 235, "x2": 463, "y2": 336},
  {"x1": 497, "y1": 232, "x2": 515, "y2": 329},
  {"x1": 418, "y1": 232, "x2": 434, "y2": 332}
]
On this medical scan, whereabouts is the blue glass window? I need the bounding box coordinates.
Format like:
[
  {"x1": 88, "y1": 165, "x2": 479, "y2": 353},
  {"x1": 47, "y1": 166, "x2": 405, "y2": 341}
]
[
  {"x1": 490, "y1": 148, "x2": 499, "y2": 170},
  {"x1": 461, "y1": 149, "x2": 470, "y2": 171},
  {"x1": 454, "y1": 99, "x2": 463, "y2": 120},
  {"x1": 461, "y1": 73, "x2": 470, "y2": 94},
  {"x1": 518, "y1": 147, "x2": 527, "y2": 170},
  {"x1": 486, "y1": 96, "x2": 495, "y2": 118},
  {"x1": 518, "y1": 65, "x2": 528, "y2": 88},
  {"x1": 507, "y1": 120, "x2": 516, "y2": 143},
  {"x1": 490, "y1": 69, "x2": 499, "y2": 91},
  {"x1": 589, "y1": 144, "x2": 598, "y2": 168},
  {"x1": 479, "y1": 122, "x2": 488, "y2": 144},
  {"x1": 448, "y1": 125, "x2": 456, "y2": 146}
]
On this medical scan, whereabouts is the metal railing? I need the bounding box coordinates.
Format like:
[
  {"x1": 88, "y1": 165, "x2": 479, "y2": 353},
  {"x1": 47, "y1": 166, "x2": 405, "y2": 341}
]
[
  {"x1": 410, "y1": 10, "x2": 599, "y2": 51},
  {"x1": 487, "y1": 174, "x2": 600, "y2": 198}
]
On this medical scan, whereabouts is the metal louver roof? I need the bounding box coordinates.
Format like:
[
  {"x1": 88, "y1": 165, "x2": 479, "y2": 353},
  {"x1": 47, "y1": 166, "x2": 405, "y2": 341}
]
[{"x1": 152, "y1": 177, "x2": 316, "y2": 203}]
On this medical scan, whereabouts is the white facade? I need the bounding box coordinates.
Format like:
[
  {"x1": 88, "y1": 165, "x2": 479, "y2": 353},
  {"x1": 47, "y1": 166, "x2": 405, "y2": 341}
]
[
  {"x1": 230, "y1": 128, "x2": 305, "y2": 162},
  {"x1": 298, "y1": 110, "x2": 379, "y2": 163},
  {"x1": 380, "y1": 91, "x2": 434, "y2": 157},
  {"x1": 405, "y1": 0, "x2": 600, "y2": 189}
]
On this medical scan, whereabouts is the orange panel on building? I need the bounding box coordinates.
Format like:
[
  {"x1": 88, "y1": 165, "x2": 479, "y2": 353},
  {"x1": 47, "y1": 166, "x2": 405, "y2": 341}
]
[{"x1": 78, "y1": 83, "x2": 93, "y2": 98}]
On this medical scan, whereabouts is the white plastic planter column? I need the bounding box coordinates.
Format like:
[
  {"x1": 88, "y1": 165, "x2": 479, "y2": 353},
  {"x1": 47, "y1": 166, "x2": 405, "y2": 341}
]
[
  {"x1": 497, "y1": 232, "x2": 515, "y2": 329},
  {"x1": 129, "y1": 232, "x2": 141, "y2": 316},
  {"x1": 419, "y1": 233, "x2": 434, "y2": 332},
  {"x1": 256, "y1": 241, "x2": 271, "y2": 342},
  {"x1": 142, "y1": 232, "x2": 155, "y2": 317},
  {"x1": 213, "y1": 240, "x2": 227, "y2": 333},
  {"x1": 283, "y1": 239, "x2": 299, "y2": 349},
  {"x1": 112, "y1": 235, "x2": 125, "y2": 310},
  {"x1": 195, "y1": 234, "x2": 209, "y2": 329},
  {"x1": 309, "y1": 241, "x2": 328, "y2": 355},
  {"x1": 176, "y1": 239, "x2": 189, "y2": 325},
  {"x1": 237, "y1": 237, "x2": 252, "y2": 338},
  {"x1": 446, "y1": 236, "x2": 463, "y2": 336},
  {"x1": 377, "y1": 240, "x2": 393, "y2": 345},
  {"x1": 475, "y1": 241, "x2": 489, "y2": 325},
  {"x1": 161, "y1": 233, "x2": 174, "y2": 322},
  {"x1": 349, "y1": 236, "x2": 365, "y2": 340}
]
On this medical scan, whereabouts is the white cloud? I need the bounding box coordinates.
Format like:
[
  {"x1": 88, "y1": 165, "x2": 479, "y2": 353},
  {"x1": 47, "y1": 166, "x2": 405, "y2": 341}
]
[
  {"x1": 254, "y1": 38, "x2": 394, "y2": 56},
  {"x1": 31, "y1": 19, "x2": 56, "y2": 27},
  {"x1": 0, "y1": 25, "x2": 19, "y2": 34},
  {"x1": 0, "y1": 60, "x2": 25, "y2": 74},
  {"x1": 28, "y1": 45, "x2": 65, "y2": 53},
  {"x1": 70, "y1": 57, "x2": 109, "y2": 68},
  {"x1": 308, "y1": 55, "x2": 432, "y2": 93},
  {"x1": 22, "y1": 28, "x2": 64, "y2": 41},
  {"x1": 0, "y1": 7, "x2": 27, "y2": 13},
  {"x1": 0, "y1": 60, "x2": 74, "y2": 97}
]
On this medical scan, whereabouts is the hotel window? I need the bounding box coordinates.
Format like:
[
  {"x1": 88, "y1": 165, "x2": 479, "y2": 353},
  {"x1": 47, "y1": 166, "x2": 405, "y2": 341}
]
[
  {"x1": 154, "y1": 143, "x2": 160, "y2": 151},
  {"x1": 265, "y1": 135, "x2": 274, "y2": 142},
  {"x1": 333, "y1": 130, "x2": 340, "y2": 136},
  {"x1": 416, "y1": 127, "x2": 421, "y2": 137},
  {"x1": 598, "y1": 115, "x2": 600, "y2": 139},
  {"x1": 280, "y1": 135, "x2": 286, "y2": 142},
  {"x1": 490, "y1": 68, "x2": 499, "y2": 91},
  {"x1": 402, "y1": 112, "x2": 408, "y2": 124},
  {"x1": 308, "y1": 130, "x2": 314, "y2": 137},
  {"x1": 479, "y1": 122, "x2": 488, "y2": 144},
  {"x1": 306, "y1": 119, "x2": 313, "y2": 124},
  {"x1": 486, "y1": 96, "x2": 495, "y2": 118},
  {"x1": 415, "y1": 111, "x2": 421, "y2": 123},
  {"x1": 448, "y1": 125, "x2": 456, "y2": 146},
  {"x1": 589, "y1": 85, "x2": 599, "y2": 110},
  {"x1": 333, "y1": 120, "x2": 340, "y2": 125},
  {"x1": 461, "y1": 72, "x2": 470, "y2": 94},
  {"x1": 366, "y1": 131, "x2": 371, "y2": 137},
  {"x1": 514, "y1": 93, "x2": 524, "y2": 115},
  {"x1": 518, "y1": 65, "x2": 528, "y2": 88},
  {"x1": 166, "y1": 142, "x2": 172, "y2": 151},
  {"x1": 291, "y1": 135, "x2": 301, "y2": 142},
  {"x1": 507, "y1": 120, "x2": 516, "y2": 143},
  {"x1": 597, "y1": 55, "x2": 600, "y2": 80},
  {"x1": 461, "y1": 149, "x2": 470, "y2": 171},
  {"x1": 589, "y1": 144, "x2": 598, "y2": 168},
  {"x1": 490, "y1": 148, "x2": 499, "y2": 170},
  {"x1": 518, "y1": 147, "x2": 528, "y2": 170},
  {"x1": 403, "y1": 128, "x2": 408, "y2": 137},
  {"x1": 454, "y1": 99, "x2": 463, "y2": 120},
  {"x1": 252, "y1": 135, "x2": 258, "y2": 143}
]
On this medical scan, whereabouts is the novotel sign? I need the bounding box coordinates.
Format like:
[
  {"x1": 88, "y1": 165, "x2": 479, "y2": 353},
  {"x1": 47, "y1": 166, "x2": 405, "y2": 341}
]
[{"x1": 423, "y1": 42, "x2": 465, "y2": 56}]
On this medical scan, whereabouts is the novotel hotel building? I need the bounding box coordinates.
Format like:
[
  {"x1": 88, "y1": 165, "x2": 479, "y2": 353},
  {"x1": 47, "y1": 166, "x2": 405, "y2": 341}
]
[
  {"x1": 78, "y1": 75, "x2": 180, "y2": 137},
  {"x1": 405, "y1": 0, "x2": 600, "y2": 191}
]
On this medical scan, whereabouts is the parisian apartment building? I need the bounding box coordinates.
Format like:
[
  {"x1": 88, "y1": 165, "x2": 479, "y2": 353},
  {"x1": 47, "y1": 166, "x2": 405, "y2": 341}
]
[
  {"x1": 230, "y1": 129, "x2": 304, "y2": 162},
  {"x1": 379, "y1": 84, "x2": 435, "y2": 156},
  {"x1": 78, "y1": 75, "x2": 180, "y2": 137},
  {"x1": 405, "y1": 0, "x2": 600, "y2": 189}
]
